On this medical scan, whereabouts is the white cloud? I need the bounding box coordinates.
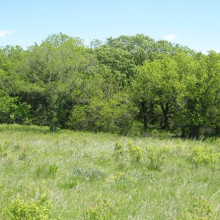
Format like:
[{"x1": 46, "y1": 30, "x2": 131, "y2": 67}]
[
  {"x1": 163, "y1": 34, "x2": 176, "y2": 41},
  {"x1": 0, "y1": 30, "x2": 14, "y2": 38}
]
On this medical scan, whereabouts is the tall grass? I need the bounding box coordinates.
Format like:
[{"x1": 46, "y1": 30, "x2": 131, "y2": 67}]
[{"x1": 0, "y1": 124, "x2": 219, "y2": 219}]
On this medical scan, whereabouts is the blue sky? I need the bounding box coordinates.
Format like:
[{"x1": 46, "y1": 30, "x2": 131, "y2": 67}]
[{"x1": 1, "y1": 0, "x2": 220, "y2": 53}]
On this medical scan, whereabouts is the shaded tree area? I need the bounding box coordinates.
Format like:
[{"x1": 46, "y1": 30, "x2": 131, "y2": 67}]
[{"x1": 0, "y1": 33, "x2": 219, "y2": 138}]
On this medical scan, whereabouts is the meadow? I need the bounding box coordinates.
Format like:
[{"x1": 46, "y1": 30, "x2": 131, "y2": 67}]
[{"x1": 0, "y1": 124, "x2": 219, "y2": 219}]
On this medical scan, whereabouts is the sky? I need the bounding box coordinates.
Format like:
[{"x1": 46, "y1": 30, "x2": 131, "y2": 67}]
[{"x1": 1, "y1": 0, "x2": 220, "y2": 53}]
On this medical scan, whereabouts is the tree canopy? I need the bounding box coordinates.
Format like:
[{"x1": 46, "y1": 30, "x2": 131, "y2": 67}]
[{"x1": 0, "y1": 33, "x2": 219, "y2": 138}]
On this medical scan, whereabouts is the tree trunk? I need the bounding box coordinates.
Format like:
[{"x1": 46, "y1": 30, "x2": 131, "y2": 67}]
[
  {"x1": 191, "y1": 126, "x2": 200, "y2": 139},
  {"x1": 181, "y1": 128, "x2": 185, "y2": 138},
  {"x1": 52, "y1": 122, "x2": 57, "y2": 132},
  {"x1": 141, "y1": 101, "x2": 148, "y2": 129},
  {"x1": 160, "y1": 103, "x2": 169, "y2": 129},
  {"x1": 143, "y1": 112, "x2": 148, "y2": 129}
]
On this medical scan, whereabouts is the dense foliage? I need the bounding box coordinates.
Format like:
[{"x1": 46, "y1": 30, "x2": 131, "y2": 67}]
[{"x1": 0, "y1": 33, "x2": 219, "y2": 137}]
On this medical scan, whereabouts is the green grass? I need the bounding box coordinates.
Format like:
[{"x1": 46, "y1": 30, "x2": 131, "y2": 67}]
[{"x1": 0, "y1": 124, "x2": 220, "y2": 219}]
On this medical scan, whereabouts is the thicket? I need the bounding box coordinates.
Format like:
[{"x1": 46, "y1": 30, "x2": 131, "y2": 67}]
[{"x1": 0, "y1": 33, "x2": 219, "y2": 138}]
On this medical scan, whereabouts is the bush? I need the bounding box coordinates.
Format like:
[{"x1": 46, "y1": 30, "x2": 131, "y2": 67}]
[
  {"x1": 128, "y1": 142, "x2": 142, "y2": 162},
  {"x1": 146, "y1": 147, "x2": 168, "y2": 171},
  {"x1": 114, "y1": 142, "x2": 142, "y2": 164},
  {"x1": 68, "y1": 93, "x2": 136, "y2": 134},
  {"x1": 2, "y1": 195, "x2": 52, "y2": 220},
  {"x1": 114, "y1": 142, "x2": 124, "y2": 157},
  {"x1": 190, "y1": 145, "x2": 219, "y2": 167},
  {"x1": 0, "y1": 93, "x2": 31, "y2": 124},
  {"x1": 181, "y1": 197, "x2": 217, "y2": 219}
]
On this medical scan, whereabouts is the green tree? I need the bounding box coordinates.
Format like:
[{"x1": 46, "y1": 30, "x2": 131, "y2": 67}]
[
  {"x1": 106, "y1": 34, "x2": 155, "y2": 66},
  {"x1": 22, "y1": 33, "x2": 96, "y2": 131},
  {"x1": 177, "y1": 51, "x2": 220, "y2": 138},
  {"x1": 134, "y1": 55, "x2": 182, "y2": 129}
]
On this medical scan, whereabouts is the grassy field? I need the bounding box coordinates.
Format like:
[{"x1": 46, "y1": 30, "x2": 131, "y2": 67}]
[{"x1": 0, "y1": 124, "x2": 220, "y2": 219}]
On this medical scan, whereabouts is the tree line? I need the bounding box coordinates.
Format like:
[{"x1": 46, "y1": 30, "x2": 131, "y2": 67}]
[{"x1": 0, "y1": 33, "x2": 219, "y2": 138}]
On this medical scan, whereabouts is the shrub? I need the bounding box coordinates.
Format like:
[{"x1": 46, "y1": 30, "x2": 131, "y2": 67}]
[
  {"x1": 145, "y1": 147, "x2": 167, "y2": 171},
  {"x1": 2, "y1": 194, "x2": 52, "y2": 220},
  {"x1": 128, "y1": 142, "x2": 142, "y2": 162},
  {"x1": 190, "y1": 145, "x2": 219, "y2": 167},
  {"x1": 181, "y1": 197, "x2": 217, "y2": 219},
  {"x1": 114, "y1": 142, "x2": 124, "y2": 157}
]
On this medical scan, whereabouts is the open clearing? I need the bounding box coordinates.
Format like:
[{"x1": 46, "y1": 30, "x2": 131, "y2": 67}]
[{"x1": 0, "y1": 124, "x2": 219, "y2": 219}]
